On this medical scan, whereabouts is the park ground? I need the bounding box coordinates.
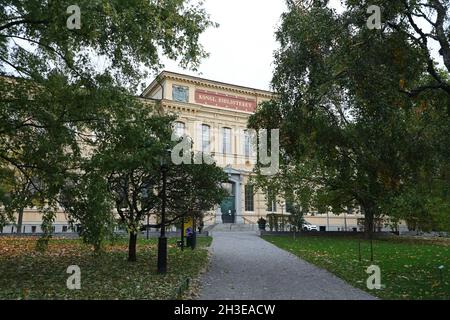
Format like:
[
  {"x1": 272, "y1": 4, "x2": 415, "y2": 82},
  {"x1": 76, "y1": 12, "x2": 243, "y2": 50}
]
[
  {"x1": 263, "y1": 235, "x2": 450, "y2": 300},
  {"x1": 1, "y1": 234, "x2": 449, "y2": 300},
  {"x1": 0, "y1": 236, "x2": 211, "y2": 300}
]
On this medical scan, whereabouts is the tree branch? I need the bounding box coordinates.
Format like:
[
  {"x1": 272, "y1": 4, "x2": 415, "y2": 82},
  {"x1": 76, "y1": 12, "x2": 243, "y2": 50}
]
[{"x1": 0, "y1": 19, "x2": 49, "y2": 32}]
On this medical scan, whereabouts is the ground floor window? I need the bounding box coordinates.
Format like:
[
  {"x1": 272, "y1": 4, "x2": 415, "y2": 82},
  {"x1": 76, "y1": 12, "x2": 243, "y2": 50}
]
[
  {"x1": 286, "y1": 200, "x2": 294, "y2": 213},
  {"x1": 31, "y1": 226, "x2": 36, "y2": 233},
  {"x1": 266, "y1": 190, "x2": 277, "y2": 212},
  {"x1": 244, "y1": 184, "x2": 254, "y2": 212}
]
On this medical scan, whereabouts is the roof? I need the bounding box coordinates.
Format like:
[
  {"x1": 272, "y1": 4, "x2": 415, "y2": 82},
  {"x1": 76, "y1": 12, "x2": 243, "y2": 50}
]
[{"x1": 141, "y1": 70, "x2": 274, "y2": 99}]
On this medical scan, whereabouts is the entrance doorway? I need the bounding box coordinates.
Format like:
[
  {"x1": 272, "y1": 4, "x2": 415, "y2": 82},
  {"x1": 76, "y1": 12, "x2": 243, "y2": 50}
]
[{"x1": 220, "y1": 182, "x2": 236, "y2": 223}]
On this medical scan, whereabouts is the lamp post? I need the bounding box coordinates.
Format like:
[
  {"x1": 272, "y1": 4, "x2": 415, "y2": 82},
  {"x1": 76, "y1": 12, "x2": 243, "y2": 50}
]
[
  {"x1": 157, "y1": 152, "x2": 169, "y2": 274},
  {"x1": 326, "y1": 211, "x2": 330, "y2": 232},
  {"x1": 146, "y1": 213, "x2": 150, "y2": 240}
]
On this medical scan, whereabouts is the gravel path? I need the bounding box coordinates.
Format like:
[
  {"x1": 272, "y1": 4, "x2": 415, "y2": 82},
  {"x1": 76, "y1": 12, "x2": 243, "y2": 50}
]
[{"x1": 197, "y1": 231, "x2": 376, "y2": 300}]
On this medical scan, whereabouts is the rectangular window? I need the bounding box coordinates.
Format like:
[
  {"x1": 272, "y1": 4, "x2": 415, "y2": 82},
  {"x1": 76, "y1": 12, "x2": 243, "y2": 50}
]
[
  {"x1": 222, "y1": 182, "x2": 234, "y2": 196},
  {"x1": 62, "y1": 226, "x2": 68, "y2": 232},
  {"x1": 222, "y1": 127, "x2": 232, "y2": 155},
  {"x1": 244, "y1": 185, "x2": 254, "y2": 212},
  {"x1": 285, "y1": 192, "x2": 295, "y2": 213},
  {"x1": 172, "y1": 85, "x2": 189, "y2": 102},
  {"x1": 286, "y1": 200, "x2": 294, "y2": 213},
  {"x1": 173, "y1": 121, "x2": 186, "y2": 138},
  {"x1": 202, "y1": 124, "x2": 210, "y2": 153},
  {"x1": 244, "y1": 130, "x2": 254, "y2": 158},
  {"x1": 31, "y1": 226, "x2": 36, "y2": 233},
  {"x1": 266, "y1": 190, "x2": 277, "y2": 212}
]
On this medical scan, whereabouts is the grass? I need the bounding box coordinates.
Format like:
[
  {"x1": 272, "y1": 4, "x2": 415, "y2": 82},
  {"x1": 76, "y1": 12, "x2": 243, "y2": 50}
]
[
  {"x1": 0, "y1": 236, "x2": 212, "y2": 300},
  {"x1": 263, "y1": 235, "x2": 450, "y2": 300}
]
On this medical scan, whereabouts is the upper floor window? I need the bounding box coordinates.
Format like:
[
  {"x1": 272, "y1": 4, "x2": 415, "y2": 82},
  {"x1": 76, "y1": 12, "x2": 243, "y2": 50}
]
[
  {"x1": 172, "y1": 85, "x2": 189, "y2": 102},
  {"x1": 202, "y1": 124, "x2": 211, "y2": 153},
  {"x1": 244, "y1": 130, "x2": 252, "y2": 158},
  {"x1": 222, "y1": 127, "x2": 232, "y2": 155},
  {"x1": 173, "y1": 121, "x2": 186, "y2": 138}
]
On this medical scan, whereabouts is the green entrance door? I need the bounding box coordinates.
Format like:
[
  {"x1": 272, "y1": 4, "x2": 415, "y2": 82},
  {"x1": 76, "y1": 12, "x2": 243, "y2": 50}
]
[{"x1": 220, "y1": 182, "x2": 236, "y2": 223}]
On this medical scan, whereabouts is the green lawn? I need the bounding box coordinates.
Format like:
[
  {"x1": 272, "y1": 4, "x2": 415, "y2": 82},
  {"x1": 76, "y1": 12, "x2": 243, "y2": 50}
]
[
  {"x1": 0, "y1": 236, "x2": 212, "y2": 300},
  {"x1": 263, "y1": 235, "x2": 449, "y2": 300}
]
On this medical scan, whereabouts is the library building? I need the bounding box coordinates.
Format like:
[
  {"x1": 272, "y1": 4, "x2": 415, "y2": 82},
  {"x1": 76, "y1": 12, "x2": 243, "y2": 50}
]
[{"x1": 1, "y1": 71, "x2": 366, "y2": 234}]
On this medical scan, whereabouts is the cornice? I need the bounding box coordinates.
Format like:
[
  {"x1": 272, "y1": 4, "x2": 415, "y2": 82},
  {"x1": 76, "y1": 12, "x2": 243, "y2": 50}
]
[{"x1": 142, "y1": 70, "x2": 275, "y2": 100}]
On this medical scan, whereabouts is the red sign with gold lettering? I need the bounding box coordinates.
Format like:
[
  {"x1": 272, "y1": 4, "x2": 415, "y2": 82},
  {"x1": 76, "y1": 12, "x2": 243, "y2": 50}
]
[{"x1": 195, "y1": 89, "x2": 257, "y2": 113}]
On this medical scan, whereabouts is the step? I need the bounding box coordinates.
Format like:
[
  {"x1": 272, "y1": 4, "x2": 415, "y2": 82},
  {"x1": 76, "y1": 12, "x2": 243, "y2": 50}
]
[{"x1": 210, "y1": 223, "x2": 258, "y2": 232}]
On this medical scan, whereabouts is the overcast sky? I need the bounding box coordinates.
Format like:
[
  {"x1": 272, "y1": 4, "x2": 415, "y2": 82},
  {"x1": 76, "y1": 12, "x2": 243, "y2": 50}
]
[
  {"x1": 159, "y1": 0, "x2": 288, "y2": 91},
  {"x1": 156, "y1": 0, "x2": 442, "y2": 93}
]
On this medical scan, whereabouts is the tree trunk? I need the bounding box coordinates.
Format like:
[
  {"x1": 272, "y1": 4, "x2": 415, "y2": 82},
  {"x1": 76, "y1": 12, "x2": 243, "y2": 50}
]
[
  {"x1": 363, "y1": 205, "x2": 375, "y2": 239},
  {"x1": 16, "y1": 207, "x2": 24, "y2": 234},
  {"x1": 128, "y1": 232, "x2": 137, "y2": 262}
]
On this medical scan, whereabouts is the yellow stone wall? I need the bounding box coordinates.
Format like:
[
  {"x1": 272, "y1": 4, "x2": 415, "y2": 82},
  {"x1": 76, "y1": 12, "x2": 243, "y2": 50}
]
[
  {"x1": 3, "y1": 71, "x2": 377, "y2": 232},
  {"x1": 142, "y1": 72, "x2": 278, "y2": 225}
]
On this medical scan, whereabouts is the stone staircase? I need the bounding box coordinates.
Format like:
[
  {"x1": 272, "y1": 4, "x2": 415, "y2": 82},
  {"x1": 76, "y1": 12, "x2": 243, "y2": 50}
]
[{"x1": 209, "y1": 223, "x2": 258, "y2": 232}]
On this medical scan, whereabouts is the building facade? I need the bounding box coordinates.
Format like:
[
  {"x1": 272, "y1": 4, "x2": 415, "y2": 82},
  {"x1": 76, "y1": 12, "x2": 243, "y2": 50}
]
[
  {"x1": 141, "y1": 71, "x2": 274, "y2": 226},
  {"x1": 140, "y1": 71, "x2": 367, "y2": 230},
  {"x1": 1, "y1": 71, "x2": 377, "y2": 234}
]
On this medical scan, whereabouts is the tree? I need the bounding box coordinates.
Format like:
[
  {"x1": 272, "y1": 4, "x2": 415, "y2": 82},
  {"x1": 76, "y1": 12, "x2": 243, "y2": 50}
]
[
  {"x1": 249, "y1": 0, "x2": 449, "y2": 237},
  {"x1": 163, "y1": 152, "x2": 228, "y2": 229},
  {"x1": 83, "y1": 114, "x2": 227, "y2": 261},
  {"x1": 382, "y1": 0, "x2": 450, "y2": 102},
  {"x1": 85, "y1": 100, "x2": 174, "y2": 261},
  {"x1": 0, "y1": 167, "x2": 34, "y2": 233},
  {"x1": 1, "y1": 0, "x2": 215, "y2": 231},
  {"x1": 60, "y1": 171, "x2": 116, "y2": 252}
]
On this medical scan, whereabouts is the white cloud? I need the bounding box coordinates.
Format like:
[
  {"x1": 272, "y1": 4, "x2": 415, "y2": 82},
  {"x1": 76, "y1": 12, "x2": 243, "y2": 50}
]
[
  {"x1": 155, "y1": 0, "x2": 444, "y2": 92},
  {"x1": 159, "y1": 0, "x2": 287, "y2": 91}
]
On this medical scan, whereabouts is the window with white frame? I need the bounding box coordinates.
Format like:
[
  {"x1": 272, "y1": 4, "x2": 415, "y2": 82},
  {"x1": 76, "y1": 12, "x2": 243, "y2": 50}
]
[
  {"x1": 245, "y1": 184, "x2": 254, "y2": 212},
  {"x1": 244, "y1": 129, "x2": 252, "y2": 158},
  {"x1": 222, "y1": 127, "x2": 232, "y2": 155},
  {"x1": 266, "y1": 190, "x2": 277, "y2": 212},
  {"x1": 173, "y1": 121, "x2": 186, "y2": 138},
  {"x1": 202, "y1": 124, "x2": 211, "y2": 153}
]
